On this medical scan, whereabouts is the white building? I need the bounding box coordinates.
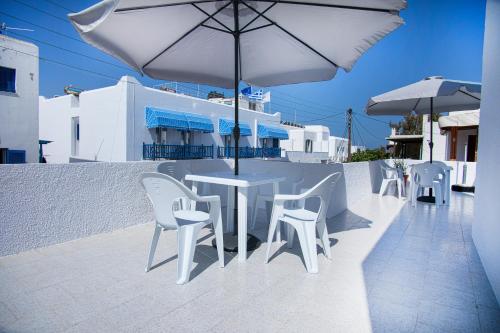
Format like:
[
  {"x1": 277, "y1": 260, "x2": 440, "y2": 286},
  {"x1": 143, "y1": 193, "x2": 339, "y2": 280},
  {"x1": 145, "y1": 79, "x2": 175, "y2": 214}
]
[
  {"x1": 420, "y1": 111, "x2": 479, "y2": 162},
  {"x1": 328, "y1": 136, "x2": 366, "y2": 162},
  {"x1": 39, "y1": 76, "x2": 287, "y2": 163},
  {"x1": 0, "y1": 35, "x2": 39, "y2": 163},
  {"x1": 437, "y1": 109, "x2": 479, "y2": 162},
  {"x1": 280, "y1": 124, "x2": 330, "y2": 162}
]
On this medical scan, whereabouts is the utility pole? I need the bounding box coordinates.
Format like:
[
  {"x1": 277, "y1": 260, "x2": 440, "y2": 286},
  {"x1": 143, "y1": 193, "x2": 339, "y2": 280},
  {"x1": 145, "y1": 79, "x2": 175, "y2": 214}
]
[{"x1": 347, "y1": 108, "x2": 353, "y2": 162}]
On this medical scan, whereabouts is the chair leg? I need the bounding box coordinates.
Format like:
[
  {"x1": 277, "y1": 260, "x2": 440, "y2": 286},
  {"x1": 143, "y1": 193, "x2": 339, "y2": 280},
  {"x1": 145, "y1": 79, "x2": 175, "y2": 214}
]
[
  {"x1": 434, "y1": 183, "x2": 443, "y2": 208},
  {"x1": 213, "y1": 215, "x2": 225, "y2": 268},
  {"x1": 176, "y1": 225, "x2": 202, "y2": 285},
  {"x1": 304, "y1": 222, "x2": 318, "y2": 273},
  {"x1": 275, "y1": 219, "x2": 282, "y2": 243},
  {"x1": 265, "y1": 209, "x2": 280, "y2": 263},
  {"x1": 316, "y1": 220, "x2": 331, "y2": 259},
  {"x1": 412, "y1": 185, "x2": 419, "y2": 207},
  {"x1": 397, "y1": 179, "x2": 403, "y2": 199},
  {"x1": 294, "y1": 223, "x2": 314, "y2": 273},
  {"x1": 379, "y1": 180, "x2": 389, "y2": 197},
  {"x1": 286, "y1": 224, "x2": 295, "y2": 249},
  {"x1": 146, "y1": 224, "x2": 162, "y2": 272}
]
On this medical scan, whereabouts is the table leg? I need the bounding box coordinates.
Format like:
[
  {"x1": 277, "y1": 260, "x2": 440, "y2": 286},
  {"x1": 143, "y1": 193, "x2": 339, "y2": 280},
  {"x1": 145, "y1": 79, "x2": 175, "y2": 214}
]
[
  {"x1": 273, "y1": 182, "x2": 281, "y2": 243},
  {"x1": 191, "y1": 181, "x2": 198, "y2": 211},
  {"x1": 238, "y1": 187, "x2": 248, "y2": 262},
  {"x1": 445, "y1": 171, "x2": 451, "y2": 205},
  {"x1": 226, "y1": 186, "x2": 234, "y2": 233}
]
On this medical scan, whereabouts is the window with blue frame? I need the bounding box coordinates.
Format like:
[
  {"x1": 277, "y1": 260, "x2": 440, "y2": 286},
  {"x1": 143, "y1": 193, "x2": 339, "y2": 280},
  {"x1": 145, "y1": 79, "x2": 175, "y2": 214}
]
[{"x1": 0, "y1": 66, "x2": 16, "y2": 93}]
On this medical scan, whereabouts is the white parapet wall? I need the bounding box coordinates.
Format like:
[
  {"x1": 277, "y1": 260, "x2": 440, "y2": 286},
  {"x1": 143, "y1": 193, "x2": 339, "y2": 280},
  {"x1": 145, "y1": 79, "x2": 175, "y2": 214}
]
[
  {"x1": 473, "y1": 0, "x2": 500, "y2": 303},
  {"x1": 0, "y1": 159, "x2": 386, "y2": 256}
]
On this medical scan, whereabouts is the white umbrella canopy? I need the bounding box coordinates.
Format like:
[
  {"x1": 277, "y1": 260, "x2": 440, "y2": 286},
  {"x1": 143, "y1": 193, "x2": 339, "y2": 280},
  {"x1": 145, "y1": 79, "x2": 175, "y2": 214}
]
[
  {"x1": 366, "y1": 76, "x2": 481, "y2": 116},
  {"x1": 365, "y1": 76, "x2": 481, "y2": 163},
  {"x1": 69, "y1": 0, "x2": 406, "y2": 251},
  {"x1": 69, "y1": 0, "x2": 406, "y2": 88}
]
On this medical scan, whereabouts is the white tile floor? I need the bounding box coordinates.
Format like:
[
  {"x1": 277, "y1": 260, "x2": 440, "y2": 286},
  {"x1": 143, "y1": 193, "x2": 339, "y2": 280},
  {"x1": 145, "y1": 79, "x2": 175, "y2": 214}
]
[{"x1": 0, "y1": 192, "x2": 499, "y2": 332}]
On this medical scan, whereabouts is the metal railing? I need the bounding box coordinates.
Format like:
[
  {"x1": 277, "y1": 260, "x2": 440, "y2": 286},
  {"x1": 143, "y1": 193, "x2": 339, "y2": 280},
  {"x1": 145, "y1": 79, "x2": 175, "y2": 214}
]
[
  {"x1": 143, "y1": 143, "x2": 213, "y2": 160},
  {"x1": 217, "y1": 146, "x2": 282, "y2": 159}
]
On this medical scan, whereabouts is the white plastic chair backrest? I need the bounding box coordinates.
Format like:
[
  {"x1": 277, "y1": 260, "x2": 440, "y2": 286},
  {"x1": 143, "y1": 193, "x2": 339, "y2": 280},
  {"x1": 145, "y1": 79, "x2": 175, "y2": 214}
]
[
  {"x1": 157, "y1": 162, "x2": 176, "y2": 177},
  {"x1": 139, "y1": 172, "x2": 197, "y2": 228},
  {"x1": 431, "y1": 161, "x2": 448, "y2": 177},
  {"x1": 380, "y1": 164, "x2": 398, "y2": 180},
  {"x1": 412, "y1": 163, "x2": 443, "y2": 187},
  {"x1": 301, "y1": 173, "x2": 342, "y2": 222}
]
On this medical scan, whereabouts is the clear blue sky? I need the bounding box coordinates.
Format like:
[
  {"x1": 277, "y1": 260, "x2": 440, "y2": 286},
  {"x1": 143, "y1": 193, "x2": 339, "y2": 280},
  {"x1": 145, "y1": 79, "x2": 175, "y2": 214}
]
[{"x1": 1, "y1": 0, "x2": 486, "y2": 147}]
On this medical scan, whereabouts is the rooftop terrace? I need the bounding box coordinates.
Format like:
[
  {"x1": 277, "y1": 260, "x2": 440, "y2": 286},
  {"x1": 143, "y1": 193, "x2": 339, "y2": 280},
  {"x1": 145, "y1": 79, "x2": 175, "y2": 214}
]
[{"x1": 1, "y1": 190, "x2": 498, "y2": 332}]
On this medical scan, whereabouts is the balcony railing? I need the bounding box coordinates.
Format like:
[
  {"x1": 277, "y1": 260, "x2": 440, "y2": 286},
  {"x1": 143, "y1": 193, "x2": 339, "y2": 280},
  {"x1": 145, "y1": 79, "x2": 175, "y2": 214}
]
[
  {"x1": 143, "y1": 143, "x2": 214, "y2": 160},
  {"x1": 217, "y1": 146, "x2": 282, "y2": 159}
]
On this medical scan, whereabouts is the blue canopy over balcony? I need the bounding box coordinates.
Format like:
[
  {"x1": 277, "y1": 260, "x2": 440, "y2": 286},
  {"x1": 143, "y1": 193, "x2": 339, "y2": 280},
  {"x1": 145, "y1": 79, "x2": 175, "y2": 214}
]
[
  {"x1": 257, "y1": 124, "x2": 289, "y2": 140},
  {"x1": 218, "y1": 118, "x2": 252, "y2": 136},
  {"x1": 145, "y1": 107, "x2": 214, "y2": 133}
]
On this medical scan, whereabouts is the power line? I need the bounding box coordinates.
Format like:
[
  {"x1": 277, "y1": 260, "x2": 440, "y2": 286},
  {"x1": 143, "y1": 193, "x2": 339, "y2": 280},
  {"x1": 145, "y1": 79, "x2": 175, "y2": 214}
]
[
  {"x1": 352, "y1": 119, "x2": 366, "y2": 148},
  {"x1": 8, "y1": 31, "x2": 136, "y2": 72},
  {"x1": 9, "y1": 0, "x2": 70, "y2": 24},
  {"x1": 353, "y1": 111, "x2": 392, "y2": 125},
  {"x1": 301, "y1": 110, "x2": 346, "y2": 123},
  {"x1": 270, "y1": 88, "x2": 345, "y2": 113},
  {"x1": 1, "y1": 44, "x2": 124, "y2": 84},
  {"x1": 41, "y1": 0, "x2": 77, "y2": 13},
  {"x1": 353, "y1": 114, "x2": 384, "y2": 141},
  {"x1": 0, "y1": 11, "x2": 88, "y2": 45}
]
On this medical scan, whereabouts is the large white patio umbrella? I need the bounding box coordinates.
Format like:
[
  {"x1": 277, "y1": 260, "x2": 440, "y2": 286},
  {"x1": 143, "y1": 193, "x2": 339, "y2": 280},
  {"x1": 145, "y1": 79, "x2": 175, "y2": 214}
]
[
  {"x1": 366, "y1": 76, "x2": 481, "y2": 203},
  {"x1": 366, "y1": 76, "x2": 481, "y2": 162},
  {"x1": 69, "y1": 0, "x2": 406, "y2": 251}
]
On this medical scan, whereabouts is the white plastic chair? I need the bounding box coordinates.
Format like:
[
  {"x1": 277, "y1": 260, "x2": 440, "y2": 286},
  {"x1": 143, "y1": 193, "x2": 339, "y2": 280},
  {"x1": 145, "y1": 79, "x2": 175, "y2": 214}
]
[
  {"x1": 265, "y1": 173, "x2": 342, "y2": 273},
  {"x1": 379, "y1": 164, "x2": 403, "y2": 199},
  {"x1": 410, "y1": 163, "x2": 444, "y2": 208},
  {"x1": 250, "y1": 174, "x2": 304, "y2": 230},
  {"x1": 139, "y1": 172, "x2": 224, "y2": 284},
  {"x1": 157, "y1": 161, "x2": 209, "y2": 211},
  {"x1": 431, "y1": 161, "x2": 451, "y2": 205}
]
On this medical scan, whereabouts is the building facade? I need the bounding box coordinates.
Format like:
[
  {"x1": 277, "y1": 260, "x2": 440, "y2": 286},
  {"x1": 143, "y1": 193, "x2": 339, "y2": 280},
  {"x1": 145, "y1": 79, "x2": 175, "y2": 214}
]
[
  {"x1": 0, "y1": 35, "x2": 39, "y2": 163},
  {"x1": 438, "y1": 110, "x2": 479, "y2": 162},
  {"x1": 280, "y1": 125, "x2": 330, "y2": 162},
  {"x1": 39, "y1": 76, "x2": 287, "y2": 163}
]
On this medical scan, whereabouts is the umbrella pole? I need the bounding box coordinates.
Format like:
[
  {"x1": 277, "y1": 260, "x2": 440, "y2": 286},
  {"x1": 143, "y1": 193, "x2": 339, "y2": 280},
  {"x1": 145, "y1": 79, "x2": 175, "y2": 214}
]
[
  {"x1": 233, "y1": 0, "x2": 240, "y2": 237},
  {"x1": 429, "y1": 97, "x2": 434, "y2": 163},
  {"x1": 214, "y1": 0, "x2": 260, "y2": 253},
  {"x1": 418, "y1": 97, "x2": 436, "y2": 203}
]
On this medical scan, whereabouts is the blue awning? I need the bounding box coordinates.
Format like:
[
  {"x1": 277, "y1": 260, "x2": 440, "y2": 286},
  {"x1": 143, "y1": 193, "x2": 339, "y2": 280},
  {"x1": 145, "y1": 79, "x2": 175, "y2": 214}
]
[
  {"x1": 257, "y1": 124, "x2": 289, "y2": 140},
  {"x1": 145, "y1": 107, "x2": 214, "y2": 133},
  {"x1": 219, "y1": 118, "x2": 252, "y2": 136}
]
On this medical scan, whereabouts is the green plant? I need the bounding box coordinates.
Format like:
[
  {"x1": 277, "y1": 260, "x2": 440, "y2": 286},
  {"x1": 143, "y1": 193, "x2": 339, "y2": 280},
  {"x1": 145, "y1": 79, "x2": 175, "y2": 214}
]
[
  {"x1": 350, "y1": 147, "x2": 389, "y2": 162},
  {"x1": 392, "y1": 159, "x2": 408, "y2": 175}
]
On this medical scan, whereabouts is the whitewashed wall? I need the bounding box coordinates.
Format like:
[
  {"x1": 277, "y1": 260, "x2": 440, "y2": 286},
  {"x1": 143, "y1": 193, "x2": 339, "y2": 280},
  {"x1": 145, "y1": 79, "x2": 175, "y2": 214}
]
[
  {"x1": 422, "y1": 115, "x2": 447, "y2": 161},
  {"x1": 0, "y1": 159, "x2": 384, "y2": 256},
  {"x1": 40, "y1": 83, "x2": 128, "y2": 163},
  {"x1": 473, "y1": 0, "x2": 500, "y2": 303},
  {"x1": 0, "y1": 35, "x2": 39, "y2": 163}
]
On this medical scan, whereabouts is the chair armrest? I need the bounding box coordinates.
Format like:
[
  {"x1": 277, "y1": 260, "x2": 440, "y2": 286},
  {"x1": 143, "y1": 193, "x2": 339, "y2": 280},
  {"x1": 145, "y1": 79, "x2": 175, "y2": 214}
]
[
  {"x1": 195, "y1": 195, "x2": 221, "y2": 203},
  {"x1": 274, "y1": 193, "x2": 307, "y2": 204}
]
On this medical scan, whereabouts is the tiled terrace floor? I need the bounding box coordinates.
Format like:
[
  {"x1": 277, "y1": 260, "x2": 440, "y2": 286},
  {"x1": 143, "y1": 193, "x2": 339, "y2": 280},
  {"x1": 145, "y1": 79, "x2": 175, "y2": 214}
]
[{"x1": 1, "y1": 192, "x2": 499, "y2": 332}]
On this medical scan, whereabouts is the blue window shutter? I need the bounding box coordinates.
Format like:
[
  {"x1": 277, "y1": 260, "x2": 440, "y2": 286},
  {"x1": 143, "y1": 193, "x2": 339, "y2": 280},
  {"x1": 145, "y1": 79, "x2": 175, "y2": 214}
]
[
  {"x1": 6, "y1": 150, "x2": 26, "y2": 164},
  {"x1": 0, "y1": 66, "x2": 16, "y2": 93}
]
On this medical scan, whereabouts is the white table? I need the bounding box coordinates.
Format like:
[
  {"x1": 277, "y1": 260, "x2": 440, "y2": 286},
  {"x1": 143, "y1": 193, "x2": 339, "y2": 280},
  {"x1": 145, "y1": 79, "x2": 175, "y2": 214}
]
[{"x1": 185, "y1": 172, "x2": 285, "y2": 262}]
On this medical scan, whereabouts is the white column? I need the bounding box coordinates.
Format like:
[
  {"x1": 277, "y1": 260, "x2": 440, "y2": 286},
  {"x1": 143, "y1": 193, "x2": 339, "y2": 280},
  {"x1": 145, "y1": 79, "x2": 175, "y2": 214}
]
[{"x1": 473, "y1": 0, "x2": 500, "y2": 304}]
